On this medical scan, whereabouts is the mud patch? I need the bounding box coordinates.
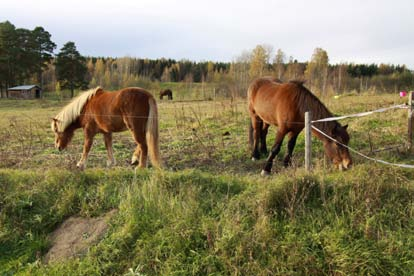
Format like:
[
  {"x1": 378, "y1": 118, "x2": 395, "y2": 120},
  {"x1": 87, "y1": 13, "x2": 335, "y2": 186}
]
[{"x1": 44, "y1": 209, "x2": 117, "y2": 263}]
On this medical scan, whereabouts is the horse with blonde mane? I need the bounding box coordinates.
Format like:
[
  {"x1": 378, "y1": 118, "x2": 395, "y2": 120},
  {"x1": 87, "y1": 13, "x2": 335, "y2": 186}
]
[
  {"x1": 248, "y1": 77, "x2": 352, "y2": 175},
  {"x1": 51, "y1": 87, "x2": 161, "y2": 169}
]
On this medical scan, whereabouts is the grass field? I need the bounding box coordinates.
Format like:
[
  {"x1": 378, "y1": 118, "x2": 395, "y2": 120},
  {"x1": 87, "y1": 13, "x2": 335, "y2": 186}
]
[{"x1": 1, "y1": 89, "x2": 414, "y2": 275}]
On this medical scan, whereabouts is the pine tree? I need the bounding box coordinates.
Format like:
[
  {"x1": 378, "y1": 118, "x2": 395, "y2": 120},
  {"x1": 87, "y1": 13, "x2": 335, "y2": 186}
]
[
  {"x1": 0, "y1": 21, "x2": 18, "y2": 96},
  {"x1": 55, "y1": 41, "x2": 88, "y2": 97},
  {"x1": 31, "y1": 27, "x2": 56, "y2": 85}
]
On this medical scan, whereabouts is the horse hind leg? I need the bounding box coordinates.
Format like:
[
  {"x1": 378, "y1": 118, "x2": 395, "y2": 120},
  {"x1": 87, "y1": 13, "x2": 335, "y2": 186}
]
[
  {"x1": 130, "y1": 127, "x2": 148, "y2": 168},
  {"x1": 131, "y1": 144, "x2": 147, "y2": 168},
  {"x1": 250, "y1": 116, "x2": 263, "y2": 161},
  {"x1": 131, "y1": 147, "x2": 140, "y2": 166},
  {"x1": 260, "y1": 123, "x2": 269, "y2": 156}
]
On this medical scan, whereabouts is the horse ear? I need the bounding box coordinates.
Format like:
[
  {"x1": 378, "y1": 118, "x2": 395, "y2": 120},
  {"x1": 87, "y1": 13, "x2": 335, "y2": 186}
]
[{"x1": 343, "y1": 124, "x2": 348, "y2": 130}]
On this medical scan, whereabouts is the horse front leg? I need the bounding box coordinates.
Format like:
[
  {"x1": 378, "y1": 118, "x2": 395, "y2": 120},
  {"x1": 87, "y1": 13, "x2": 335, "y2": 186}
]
[
  {"x1": 283, "y1": 132, "x2": 299, "y2": 167},
  {"x1": 261, "y1": 130, "x2": 286, "y2": 176},
  {"x1": 104, "y1": 132, "x2": 116, "y2": 167},
  {"x1": 77, "y1": 130, "x2": 95, "y2": 170}
]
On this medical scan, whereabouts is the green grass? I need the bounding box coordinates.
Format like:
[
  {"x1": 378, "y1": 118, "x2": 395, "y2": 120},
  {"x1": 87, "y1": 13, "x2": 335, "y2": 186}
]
[
  {"x1": 1, "y1": 167, "x2": 414, "y2": 275},
  {"x1": 1, "y1": 90, "x2": 414, "y2": 275}
]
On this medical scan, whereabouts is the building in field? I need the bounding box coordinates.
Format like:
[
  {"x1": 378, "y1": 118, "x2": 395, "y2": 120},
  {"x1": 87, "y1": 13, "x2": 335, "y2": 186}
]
[{"x1": 7, "y1": 85, "x2": 42, "y2": 99}]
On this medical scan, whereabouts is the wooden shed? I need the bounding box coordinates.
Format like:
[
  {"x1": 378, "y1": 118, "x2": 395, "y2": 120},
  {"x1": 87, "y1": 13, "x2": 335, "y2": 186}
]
[{"x1": 8, "y1": 85, "x2": 42, "y2": 99}]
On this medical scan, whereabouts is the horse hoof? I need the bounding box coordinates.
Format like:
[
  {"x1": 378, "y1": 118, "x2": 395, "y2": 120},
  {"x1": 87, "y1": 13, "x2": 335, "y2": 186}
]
[
  {"x1": 251, "y1": 157, "x2": 258, "y2": 161},
  {"x1": 260, "y1": 170, "x2": 270, "y2": 176},
  {"x1": 76, "y1": 163, "x2": 85, "y2": 170}
]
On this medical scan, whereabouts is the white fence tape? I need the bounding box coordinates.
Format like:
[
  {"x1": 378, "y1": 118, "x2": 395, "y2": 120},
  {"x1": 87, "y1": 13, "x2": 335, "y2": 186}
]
[
  {"x1": 312, "y1": 104, "x2": 408, "y2": 123},
  {"x1": 312, "y1": 126, "x2": 414, "y2": 169}
]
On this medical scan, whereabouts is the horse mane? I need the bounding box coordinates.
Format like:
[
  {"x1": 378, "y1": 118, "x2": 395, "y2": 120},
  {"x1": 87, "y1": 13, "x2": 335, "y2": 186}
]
[
  {"x1": 52, "y1": 87, "x2": 102, "y2": 132},
  {"x1": 292, "y1": 81, "x2": 338, "y2": 133}
]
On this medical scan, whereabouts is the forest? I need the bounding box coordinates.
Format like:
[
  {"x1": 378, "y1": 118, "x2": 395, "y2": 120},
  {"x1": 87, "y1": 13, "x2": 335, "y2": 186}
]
[{"x1": 1, "y1": 20, "x2": 414, "y2": 99}]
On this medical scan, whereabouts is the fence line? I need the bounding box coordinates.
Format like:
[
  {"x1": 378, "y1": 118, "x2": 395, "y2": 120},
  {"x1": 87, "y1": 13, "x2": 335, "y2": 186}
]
[
  {"x1": 60, "y1": 103, "x2": 409, "y2": 123},
  {"x1": 312, "y1": 104, "x2": 408, "y2": 123}
]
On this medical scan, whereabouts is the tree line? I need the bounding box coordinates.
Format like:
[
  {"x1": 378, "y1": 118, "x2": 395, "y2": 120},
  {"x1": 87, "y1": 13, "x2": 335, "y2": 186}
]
[
  {"x1": 0, "y1": 21, "x2": 55, "y2": 96},
  {"x1": 1, "y1": 21, "x2": 413, "y2": 99}
]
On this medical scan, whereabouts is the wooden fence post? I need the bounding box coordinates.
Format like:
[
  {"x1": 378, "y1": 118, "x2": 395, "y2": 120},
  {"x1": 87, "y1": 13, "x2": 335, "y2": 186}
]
[
  {"x1": 408, "y1": 91, "x2": 413, "y2": 150},
  {"x1": 305, "y1": 111, "x2": 312, "y2": 171}
]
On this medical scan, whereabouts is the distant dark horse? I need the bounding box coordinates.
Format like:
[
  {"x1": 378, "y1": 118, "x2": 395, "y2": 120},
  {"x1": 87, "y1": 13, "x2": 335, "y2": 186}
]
[
  {"x1": 159, "y1": 89, "x2": 173, "y2": 100},
  {"x1": 248, "y1": 77, "x2": 352, "y2": 175},
  {"x1": 51, "y1": 87, "x2": 161, "y2": 169}
]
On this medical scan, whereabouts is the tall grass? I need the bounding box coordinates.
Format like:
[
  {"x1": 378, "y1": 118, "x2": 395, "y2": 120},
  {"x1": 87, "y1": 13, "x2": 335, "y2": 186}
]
[{"x1": 1, "y1": 166, "x2": 414, "y2": 275}]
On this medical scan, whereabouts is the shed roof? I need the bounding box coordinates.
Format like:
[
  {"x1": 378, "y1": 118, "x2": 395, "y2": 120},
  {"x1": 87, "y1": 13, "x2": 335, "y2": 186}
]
[{"x1": 8, "y1": 85, "x2": 41, "y2": 91}]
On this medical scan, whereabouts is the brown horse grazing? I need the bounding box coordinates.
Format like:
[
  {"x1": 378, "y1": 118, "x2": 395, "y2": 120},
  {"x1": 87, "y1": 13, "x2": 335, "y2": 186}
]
[
  {"x1": 248, "y1": 77, "x2": 352, "y2": 175},
  {"x1": 159, "y1": 89, "x2": 173, "y2": 100},
  {"x1": 51, "y1": 87, "x2": 161, "y2": 169}
]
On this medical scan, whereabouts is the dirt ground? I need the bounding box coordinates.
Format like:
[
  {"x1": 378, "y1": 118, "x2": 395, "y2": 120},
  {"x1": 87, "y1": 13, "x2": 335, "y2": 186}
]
[{"x1": 44, "y1": 210, "x2": 117, "y2": 263}]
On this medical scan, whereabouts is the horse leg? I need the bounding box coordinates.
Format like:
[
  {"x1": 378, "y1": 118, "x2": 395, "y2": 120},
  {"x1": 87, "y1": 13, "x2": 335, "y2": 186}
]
[
  {"x1": 77, "y1": 129, "x2": 95, "y2": 170},
  {"x1": 260, "y1": 123, "x2": 269, "y2": 156},
  {"x1": 132, "y1": 133, "x2": 148, "y2": 168},
  {"x1": 131, "y1": 146, "x2": 141, "y2": 166},
  {"x1": 250, "y1": 116, "x2": 263, "y2": 160},
  {"x1": 103, "y1": 132, "x2": 116, "y2": 167},
  {"x1": 127, "y1": 123, "x2": 147, "y2": 168},
  {"x1": 261, "y1": 130, "x2": 286, "y2": 176},
  {"x1": 283, "y1": 132, "x2": 299, "y2": 167}
]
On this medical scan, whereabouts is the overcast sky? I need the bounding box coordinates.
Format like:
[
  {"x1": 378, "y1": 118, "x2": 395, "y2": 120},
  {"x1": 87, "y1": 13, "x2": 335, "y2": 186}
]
[{"x1": 2, "y1": 0, "x2": 414, "y2": 68}]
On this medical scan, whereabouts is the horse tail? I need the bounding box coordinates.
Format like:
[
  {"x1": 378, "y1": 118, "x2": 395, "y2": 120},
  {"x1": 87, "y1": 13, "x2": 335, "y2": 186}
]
[{"x1": 146, "y1": 96, "x2": 162, "y2": 168}]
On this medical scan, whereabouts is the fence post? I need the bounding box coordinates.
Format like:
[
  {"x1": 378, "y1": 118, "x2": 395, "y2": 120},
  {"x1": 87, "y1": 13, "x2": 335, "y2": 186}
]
[
  {"x1": 305, "y1": 111, "x2": 312, "y2": 171},
  {"x1": 408, "y1": 91, "x2": 413, "y2": 150}
]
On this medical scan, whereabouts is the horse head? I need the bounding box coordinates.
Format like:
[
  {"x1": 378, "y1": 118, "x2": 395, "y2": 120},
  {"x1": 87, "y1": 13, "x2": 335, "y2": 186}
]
[
  {"x1": 51, "y1": 118, "x2": 74, "y2": 151},
  {"x1": 323, "y1": 124, "x2": 352, "y2": 170}
]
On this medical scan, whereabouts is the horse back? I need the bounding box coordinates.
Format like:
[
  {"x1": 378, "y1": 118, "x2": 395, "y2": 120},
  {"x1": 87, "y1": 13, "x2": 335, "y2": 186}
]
[
  {"x1": 249, "y1": 81, "x2": 304, "y2": 129},
  {"x1": 82, "y1": 88, "x2": 154, "y2": 133}
]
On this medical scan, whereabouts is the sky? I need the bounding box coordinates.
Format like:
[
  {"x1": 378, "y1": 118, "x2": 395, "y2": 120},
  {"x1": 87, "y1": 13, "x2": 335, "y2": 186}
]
[{"x1": 2, "y1": 0, "x2": 414, "y2": 68}]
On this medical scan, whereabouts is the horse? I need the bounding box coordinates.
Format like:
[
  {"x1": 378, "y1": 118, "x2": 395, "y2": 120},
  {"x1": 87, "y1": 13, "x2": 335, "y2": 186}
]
[
  {"x1": 248, "y1": 77, "x2": 352, "y2": 175},
  {"x1": 51, "y1": 87, "x2": 161, "y2": 170},
  {"x1": 159, "y1": 89, "x2": 173, "y2": 100}
]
